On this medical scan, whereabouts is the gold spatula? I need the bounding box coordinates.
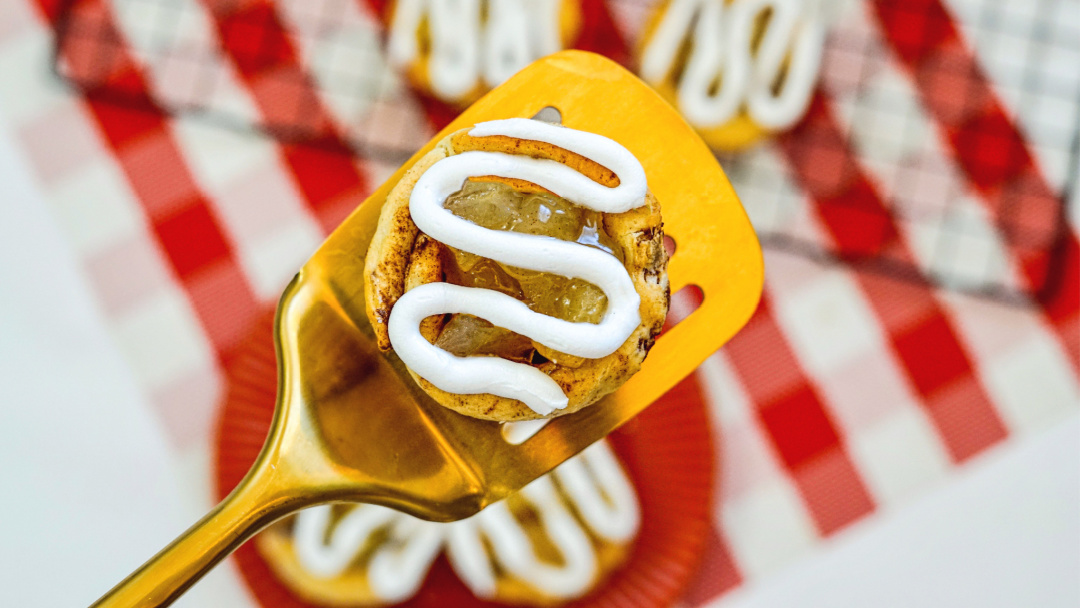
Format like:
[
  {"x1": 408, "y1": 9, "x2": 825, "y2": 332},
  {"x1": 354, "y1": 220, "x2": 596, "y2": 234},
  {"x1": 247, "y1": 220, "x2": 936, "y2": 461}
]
[{"x1": 91, "y1": 50, "x2": 763, "y2": 608}]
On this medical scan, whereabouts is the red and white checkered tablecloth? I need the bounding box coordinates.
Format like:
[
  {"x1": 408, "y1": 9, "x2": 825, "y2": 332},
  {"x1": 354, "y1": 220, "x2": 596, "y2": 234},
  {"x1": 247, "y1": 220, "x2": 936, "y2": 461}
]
[{"x1": 1, "y1": 0, "x2": 1077, "y2": 605}]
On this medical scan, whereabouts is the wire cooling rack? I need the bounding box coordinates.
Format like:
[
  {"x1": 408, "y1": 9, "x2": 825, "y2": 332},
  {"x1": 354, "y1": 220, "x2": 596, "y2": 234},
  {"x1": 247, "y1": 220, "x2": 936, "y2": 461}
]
[
  {"x1": 51, "y1": 0, "x2": 1079, "y2": 306},
  {"x1": 53, "y1": 0, "x2": 428, "y2": 164},
  {"x1": 710, "y1": 0, "x2": 1079, "y2": 305}
]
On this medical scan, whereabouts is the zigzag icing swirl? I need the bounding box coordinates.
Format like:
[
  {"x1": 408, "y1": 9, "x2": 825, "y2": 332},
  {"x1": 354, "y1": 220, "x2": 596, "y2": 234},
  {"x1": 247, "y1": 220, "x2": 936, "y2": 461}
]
[
  {"x1": 388, "y1": 0, "x2": 564, "y2": 102},
  {"x1": 641, "y1": 0, "x2": 827, "y2": 130},
  {"x1": 291, "y1": 441, "x2": 639, "y2": 603},
  {"x1": 387, "y1": 119, "x2": 648, "y2": 415}
]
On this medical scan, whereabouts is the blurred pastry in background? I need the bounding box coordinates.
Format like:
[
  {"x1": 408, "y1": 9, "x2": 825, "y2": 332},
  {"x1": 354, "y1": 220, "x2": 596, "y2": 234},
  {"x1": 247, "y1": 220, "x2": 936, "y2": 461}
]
[
  {"x1": 638, "y1": 0, "x2": 827, "y2": 151},
  {"x1": 256, "y1": 440, "x2": 640, "y2": 606},
  {"x1": 386, "y1": 0, "x2": 583, "y2": 106}
]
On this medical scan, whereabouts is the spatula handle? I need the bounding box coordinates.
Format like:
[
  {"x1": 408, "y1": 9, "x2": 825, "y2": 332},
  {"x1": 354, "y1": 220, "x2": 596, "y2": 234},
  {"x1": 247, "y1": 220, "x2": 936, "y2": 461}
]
[{"x1": 89, "y1": 470, "x2": 290, "y2": 608}]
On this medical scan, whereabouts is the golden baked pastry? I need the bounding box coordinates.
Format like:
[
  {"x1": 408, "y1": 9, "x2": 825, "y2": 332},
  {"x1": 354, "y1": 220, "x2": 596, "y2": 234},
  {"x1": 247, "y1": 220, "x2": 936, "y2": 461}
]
[
  {"x1": 638, "y1": 0, "x2": 827, "y2": 151},
  {"x1": 386, "y1": 0, "x2": 584, "y2": 107},
  {"x1": 364, "y1": 119, "x2": 668, "y2": 421},
  {"x1": 256, "y1": 441, "x2": 640, "y2": 606}
]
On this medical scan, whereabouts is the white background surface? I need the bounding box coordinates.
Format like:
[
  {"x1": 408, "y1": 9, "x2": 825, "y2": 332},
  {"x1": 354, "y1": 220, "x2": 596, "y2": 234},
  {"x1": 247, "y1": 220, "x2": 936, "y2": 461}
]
[
  {"x1": 0, "y1": 113, "x2": 251, "y2": 607},
  {"x1": 1, "y1": 112, "x2": 1077, "y2": 607}
]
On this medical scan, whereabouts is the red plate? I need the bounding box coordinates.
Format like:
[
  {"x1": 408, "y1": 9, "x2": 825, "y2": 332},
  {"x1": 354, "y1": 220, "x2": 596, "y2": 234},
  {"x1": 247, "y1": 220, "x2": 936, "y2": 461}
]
[{"x1": 215, "y1": 309, "x2": 716, "y2": 608}]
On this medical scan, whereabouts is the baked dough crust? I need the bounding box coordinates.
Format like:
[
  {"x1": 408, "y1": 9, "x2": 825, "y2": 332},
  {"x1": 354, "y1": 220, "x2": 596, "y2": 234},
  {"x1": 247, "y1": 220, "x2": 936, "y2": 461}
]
[
  {"x1": 637, "y1": 0, "x2": 790, "y2": 151},
  {"x1": 255, "y1": 497, "x2": 632, "y2": 606},
  {"x1": 388, "y1": 0, "x2": 585, "y2": 107},
  {"x1": 364, "y1": 126, "x2": 669, "y2": 421}
]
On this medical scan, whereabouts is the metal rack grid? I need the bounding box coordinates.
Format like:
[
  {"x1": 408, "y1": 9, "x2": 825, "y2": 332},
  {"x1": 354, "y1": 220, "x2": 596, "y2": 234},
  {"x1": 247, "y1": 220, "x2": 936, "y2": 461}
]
[
  {"x1": 709, "y1": 0, "x2": 1079, "y2": 305},
  {"x1": 51, "y1": 0, "x2": 1079, "y2": 306}
]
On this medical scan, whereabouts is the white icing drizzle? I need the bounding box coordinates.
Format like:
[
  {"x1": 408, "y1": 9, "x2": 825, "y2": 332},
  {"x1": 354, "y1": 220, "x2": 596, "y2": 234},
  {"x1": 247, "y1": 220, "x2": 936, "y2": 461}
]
[
  {"x1": 388, "y1": 0, "x2": 564, "y2": 102},
  {"x1": 444, "y1": 519, "x2": 499, "y2": 597},
  {"x1": 291, "y1": 440, "x2": 640, "y2": 602},
  {"x1": 476, "y1": 475, "x2": 597, "y2": 593},
  {"x1": 553, "y1": 442, "x2": 641, "y2": 541},
  {"x1": 293, "y1": 505, "x2": 396, "y2": 577},
  {"x1": 640, "y1": 0, "x2": 827, "y2": 130},
  {"x1": 388, "y1": 118, "x2": 648, "y2": 415},
  {"x1": 502, "y1": 418, "x2": 550, "y2": 444},
  {"x1": 366, "y1": 517, "x2": 443, "y2": 602}
]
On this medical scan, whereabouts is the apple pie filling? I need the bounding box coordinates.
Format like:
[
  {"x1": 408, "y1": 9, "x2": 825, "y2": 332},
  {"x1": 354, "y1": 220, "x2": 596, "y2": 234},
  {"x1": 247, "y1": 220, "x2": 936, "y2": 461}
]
[{"x1": 432, "y1": 180, "x2": 626, "y2": 367}]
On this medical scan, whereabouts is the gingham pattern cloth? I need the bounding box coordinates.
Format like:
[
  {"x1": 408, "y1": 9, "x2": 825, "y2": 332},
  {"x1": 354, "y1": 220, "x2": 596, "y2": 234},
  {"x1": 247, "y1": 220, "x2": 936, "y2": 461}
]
[{"x1": 1, "y1": 0, "x2": 1077, "y2": 606}]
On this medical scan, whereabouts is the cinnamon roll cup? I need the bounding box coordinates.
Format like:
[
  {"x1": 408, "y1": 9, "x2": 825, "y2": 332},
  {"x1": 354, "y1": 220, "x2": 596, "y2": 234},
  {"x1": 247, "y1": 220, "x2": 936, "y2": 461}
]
[
  {"x1": 255, "y1": 441, "x2": 639, "y2": 607},
  {"x1": 385, "y1": 0, "x2": 584, "y2": 107},
  {"x1": 637, "y1": 0, "x2": 826, "y2": 151},
  {"x1": 363, "y1": 125, "x2": 669, "y2": 421}
]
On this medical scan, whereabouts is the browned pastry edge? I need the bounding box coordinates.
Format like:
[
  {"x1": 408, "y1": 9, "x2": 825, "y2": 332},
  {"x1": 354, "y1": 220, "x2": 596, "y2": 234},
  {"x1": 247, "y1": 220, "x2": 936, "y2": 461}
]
[{"x1": 363, "y1": 127, "x2": 669, "y2": 421}]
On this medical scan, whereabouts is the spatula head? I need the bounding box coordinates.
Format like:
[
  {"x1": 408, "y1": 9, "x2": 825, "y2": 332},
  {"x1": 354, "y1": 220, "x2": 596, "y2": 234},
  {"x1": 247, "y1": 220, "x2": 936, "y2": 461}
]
[{"x1": 273, "y1": 51, "x2": 763, "y2": 521}]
